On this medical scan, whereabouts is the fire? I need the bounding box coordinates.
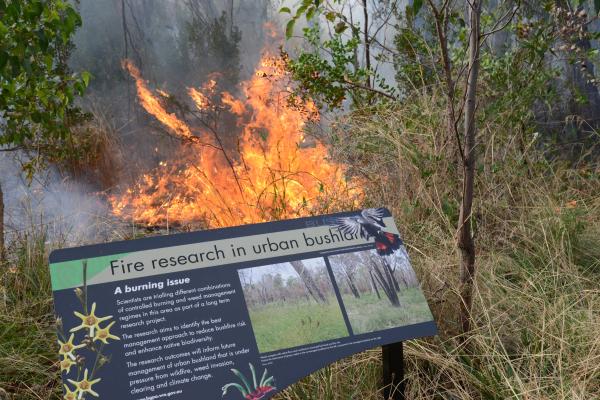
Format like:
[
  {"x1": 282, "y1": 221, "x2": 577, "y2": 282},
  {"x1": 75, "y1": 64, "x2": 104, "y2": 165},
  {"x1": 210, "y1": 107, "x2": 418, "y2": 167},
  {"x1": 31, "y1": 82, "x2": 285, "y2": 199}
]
[
  {"x1": 122, "y1": 60, "x2": 194, "y2": 141},
  {"x1": 110, "y1": 53, "x2": 362, "y2": 228}
]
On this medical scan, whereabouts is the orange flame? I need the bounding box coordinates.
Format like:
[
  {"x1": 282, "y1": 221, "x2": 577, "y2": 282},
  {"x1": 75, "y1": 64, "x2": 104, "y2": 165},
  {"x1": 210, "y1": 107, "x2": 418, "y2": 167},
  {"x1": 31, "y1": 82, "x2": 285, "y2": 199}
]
[
  {"x1": 121, "y1": 60, "x2": 193, "y2": 141},
  {"x1": 111, "y1": 54, "x2": 362, "y2": 228}
]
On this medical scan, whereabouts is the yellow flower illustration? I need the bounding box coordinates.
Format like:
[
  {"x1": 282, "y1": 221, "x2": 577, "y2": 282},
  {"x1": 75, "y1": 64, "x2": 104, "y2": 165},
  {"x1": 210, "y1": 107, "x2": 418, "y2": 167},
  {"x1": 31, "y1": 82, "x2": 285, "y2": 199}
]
[
  {"x1": 59, "y1": 354, "x2": 77, "y2": 374},
  {"x1": 67, "y1": 369, "x2": 101, "y2": 398},
  {"x1": 58, "y1": 334, "x2": 86, "y2": 360},
  {"x1": 70, "y1": 302, "x2": 112, "y2": 337},
  {"x1": 63, "y1": 384, "x2": 78, "y2": 400},
  {"x1": 94, "y1": 321, "x2": 120, "y2": 344}
]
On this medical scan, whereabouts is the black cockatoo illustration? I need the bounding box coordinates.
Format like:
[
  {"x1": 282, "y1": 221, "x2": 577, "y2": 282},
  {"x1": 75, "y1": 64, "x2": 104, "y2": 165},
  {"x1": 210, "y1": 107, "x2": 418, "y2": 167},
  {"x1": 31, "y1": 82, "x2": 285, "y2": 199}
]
[{"x1": 334, "y1": 208, "x2": 402, "y2": 255}]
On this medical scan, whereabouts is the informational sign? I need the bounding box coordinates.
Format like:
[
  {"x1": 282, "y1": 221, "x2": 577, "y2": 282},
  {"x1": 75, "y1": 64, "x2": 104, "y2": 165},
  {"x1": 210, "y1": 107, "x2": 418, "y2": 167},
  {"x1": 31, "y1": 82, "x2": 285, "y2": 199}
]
[{"x1": 50, "y1": 208, "x2": 436, "y2": 400}]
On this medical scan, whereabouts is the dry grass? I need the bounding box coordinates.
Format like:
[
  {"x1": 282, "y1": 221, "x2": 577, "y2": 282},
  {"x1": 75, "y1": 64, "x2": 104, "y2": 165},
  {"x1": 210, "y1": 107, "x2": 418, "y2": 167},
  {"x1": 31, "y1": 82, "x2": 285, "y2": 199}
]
[
  {"x1": 0, "y1": 91, "x2": 599, "y2": 399},
  {"x1": 279, "y1": 92, "x2": 600, "y2": 400}
]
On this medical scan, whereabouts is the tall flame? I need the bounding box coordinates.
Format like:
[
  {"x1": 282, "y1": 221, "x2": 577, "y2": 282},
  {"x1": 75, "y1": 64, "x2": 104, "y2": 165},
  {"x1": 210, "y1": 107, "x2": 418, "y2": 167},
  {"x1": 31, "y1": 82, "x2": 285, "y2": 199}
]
[{"x1": 110, "y1": 54, "x2": 362, "y2": 228}]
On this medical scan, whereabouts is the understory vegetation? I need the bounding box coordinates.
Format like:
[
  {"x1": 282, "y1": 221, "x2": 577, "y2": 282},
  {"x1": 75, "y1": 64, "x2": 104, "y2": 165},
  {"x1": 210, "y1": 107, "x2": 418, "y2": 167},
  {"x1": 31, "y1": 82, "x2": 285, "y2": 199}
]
[
  {"x1": 343, "y1": 289, "x2": 433, "y2": 335},
  {"x1": 276, "y1": 97, "x2": 600, "y2": 399},
  {"x1": 248, "y1": 299, "x2": 349, "y2": 353},
  {"x1": 1, "y1": 0, "x2": 600, "y2": 399},
  {"x1": 1, "y1": 100, "x2": 598, "y2": 398}
]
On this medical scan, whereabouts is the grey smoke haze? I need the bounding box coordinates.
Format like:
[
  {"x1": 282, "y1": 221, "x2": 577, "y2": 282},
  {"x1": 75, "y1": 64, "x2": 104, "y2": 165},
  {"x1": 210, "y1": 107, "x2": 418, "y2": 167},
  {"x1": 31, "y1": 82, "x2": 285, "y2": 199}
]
[{"x1": 0, "y1": 154, "x2": 113, "y2": 246}]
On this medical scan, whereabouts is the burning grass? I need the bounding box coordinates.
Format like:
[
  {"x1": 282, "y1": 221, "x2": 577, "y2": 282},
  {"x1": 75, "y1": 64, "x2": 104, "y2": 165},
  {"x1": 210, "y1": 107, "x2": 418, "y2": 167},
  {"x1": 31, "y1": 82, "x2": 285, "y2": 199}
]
[{"x1": 110, "y1": 54, "x2": 362, "y2": 228}]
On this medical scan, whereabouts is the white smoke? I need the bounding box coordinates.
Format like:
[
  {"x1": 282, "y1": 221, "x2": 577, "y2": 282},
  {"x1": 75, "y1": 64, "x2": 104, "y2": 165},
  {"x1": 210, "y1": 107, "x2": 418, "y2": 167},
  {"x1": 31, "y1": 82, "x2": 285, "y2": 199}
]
[{"x1": 1, "y1": 153, "x2": 115, "y2": 247}]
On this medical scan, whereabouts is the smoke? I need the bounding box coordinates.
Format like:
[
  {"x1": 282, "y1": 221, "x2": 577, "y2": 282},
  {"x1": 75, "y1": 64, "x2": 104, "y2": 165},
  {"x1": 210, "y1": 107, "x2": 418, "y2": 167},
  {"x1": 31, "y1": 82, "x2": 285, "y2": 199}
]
[
  {"x1": 2, "y1": 0, "x2": 278, "y2": 246},
  {"x1": 0, "y1": 154, "x2": 115, "y2": 247}
]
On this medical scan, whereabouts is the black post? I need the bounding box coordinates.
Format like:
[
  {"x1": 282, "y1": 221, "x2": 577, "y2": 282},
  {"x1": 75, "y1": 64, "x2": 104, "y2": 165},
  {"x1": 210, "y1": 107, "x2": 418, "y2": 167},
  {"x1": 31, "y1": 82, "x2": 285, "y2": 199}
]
[{"x1": 382, "y1": 342, "x2": 405, "y2": 400}]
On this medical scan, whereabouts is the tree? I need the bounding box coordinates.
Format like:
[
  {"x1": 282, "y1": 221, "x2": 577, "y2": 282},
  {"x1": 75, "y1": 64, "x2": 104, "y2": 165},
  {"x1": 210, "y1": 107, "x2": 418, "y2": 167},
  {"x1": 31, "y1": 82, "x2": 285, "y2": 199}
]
[
  {"x1": 366, "y1": 254, "x2": 401, "y2": 307},
  {"x1": 0, "y1": 0, "x2": 89, "y2": 265},
  {"x1": 289, "y1": 260, "x2": 328, "y2": 304},
  {"x1": 282, "y1": 0, "x2": 505, "y2": 333},
  {"x1": 369, "y1": 270, "x2": 381, "y2": 299},
  {"x1": 342, "y1": 265, "x2": 361, "y2": 298},
  {"x1": 282, "y1": 0, "x2": 398, "y2": 108},
  {"x1": 457, "y1": 0, "x2": 481, "y2": 335}
]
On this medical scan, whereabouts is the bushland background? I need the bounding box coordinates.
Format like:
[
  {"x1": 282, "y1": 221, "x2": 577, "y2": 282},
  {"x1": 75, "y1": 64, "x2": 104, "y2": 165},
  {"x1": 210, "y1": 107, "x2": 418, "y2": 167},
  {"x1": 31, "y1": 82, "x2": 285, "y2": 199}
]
[
  {"x1": 329, "y1": 249, "x2": 433, "y2": 334},
  {"x1": 1, "y1": 0, "x2": 599, "y2": 399},
  {"x1": 239, "y1": 259, "x2": 349, "y2": 353}
]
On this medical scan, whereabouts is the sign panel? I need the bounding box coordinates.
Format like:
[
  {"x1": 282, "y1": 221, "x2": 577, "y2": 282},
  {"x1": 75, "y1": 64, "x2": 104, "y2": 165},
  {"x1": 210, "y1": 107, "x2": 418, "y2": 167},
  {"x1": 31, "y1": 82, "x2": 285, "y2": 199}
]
[{"x1": 50, "y1": 208, "x2": 436, "y2": 400}]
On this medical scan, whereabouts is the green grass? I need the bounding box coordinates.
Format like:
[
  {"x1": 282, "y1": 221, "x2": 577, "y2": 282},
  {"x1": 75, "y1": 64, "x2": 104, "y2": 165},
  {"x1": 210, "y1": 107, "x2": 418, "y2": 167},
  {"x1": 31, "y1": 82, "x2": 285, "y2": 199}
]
[
  {"x1": 247, "y1": 297, "x2": 349, "y2": 353},
  {"x1": 341, "y1": 288, "x2": 434, "y2": 334}
]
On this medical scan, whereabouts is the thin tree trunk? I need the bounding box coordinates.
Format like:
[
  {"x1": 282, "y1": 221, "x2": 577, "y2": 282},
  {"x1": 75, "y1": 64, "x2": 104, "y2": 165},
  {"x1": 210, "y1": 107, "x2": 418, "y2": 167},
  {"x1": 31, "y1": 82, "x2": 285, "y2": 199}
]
[
  {"x1": 362, "y1": 0, "x2": 371, "y2": 88},
  {"x1": 0, "y1": 182, "x2": 5, "y2": 266},
  {"x1": 369, "y1": 270, "x2": 381, "y2": 299},
  {"x1": 430, "y1": 2, "x2": 461, "y2": 152},
  {"x1": 382, "y1": 258, "x2": 401, "y2": 292},
  {"x1": 458, "y1": 0, "x2": 481, "y2": 335},
  {"x1": 344, "y1": 268, "x2": 361, "y2": 298},
  {"x1": 290, "y1": 260, "x2": 328, "y2": 304},
  {"x1": 371, "y1": 259, "x2": 400, "y2": 307}
]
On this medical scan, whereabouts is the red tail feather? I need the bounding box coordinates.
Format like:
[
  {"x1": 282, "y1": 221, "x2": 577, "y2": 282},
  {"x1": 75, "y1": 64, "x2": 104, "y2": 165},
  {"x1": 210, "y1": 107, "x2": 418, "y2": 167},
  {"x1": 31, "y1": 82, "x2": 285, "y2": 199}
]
[
  {"x1": 376, "y1": 242, "x2": 388, "y2": 251},
  {"x1": 384, "y1": 232, "x2": 397, "y2": 243}
]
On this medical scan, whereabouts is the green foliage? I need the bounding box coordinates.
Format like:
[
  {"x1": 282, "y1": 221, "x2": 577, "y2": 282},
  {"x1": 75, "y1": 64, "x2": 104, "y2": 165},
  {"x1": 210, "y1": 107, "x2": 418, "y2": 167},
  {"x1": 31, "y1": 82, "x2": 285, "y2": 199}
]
[
  {"x1": 281, "y1": 2, "x2": 396, "y2": 109},
  {"x1": 285, "y1": 25, "x2": 371, "y2": 108},
  {"x1": 0, "y1": 0, "x2": 88, "y2": 174},
  {"x1": 282, "y1": 0, "x2": 323, "y2": 40}
]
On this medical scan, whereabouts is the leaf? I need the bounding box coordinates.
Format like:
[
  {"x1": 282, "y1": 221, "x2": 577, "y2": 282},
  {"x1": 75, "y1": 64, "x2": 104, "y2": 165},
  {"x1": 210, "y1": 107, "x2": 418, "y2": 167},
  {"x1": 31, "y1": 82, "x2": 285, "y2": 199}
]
[
  {"x1": 326, "y1": 11, "x2": 336, "y2": 22},
  {"x1": 221, "y1": 383, "x2": 248, "y2": 397},
  {"x1": 335, "y1": 21, "x2": 347, "y2": 34},
  {"x1": 279, "y1": 6, "x2": 291, "y2": 14},
  {"x1": 259, "y1": 368, "x2": 269, "y2": 387},
  {"x1": 306, "y1": 5, "x2": 316, "y2": 21},
  {"x1": 81, "y1": 71, "x2": 91, "y2": 87},
  {"x1": 230, "y1": 369, "x2": 252, "y2": 394},
  {"x1": 286, "y1": 18, "x2": 296, "y2": 39},
  {"x1": 249, "y1": 363, "x2": 258, "y2": 390},
  {"x1": 413, "y1": 0, "x2": 423, "y2": 15}
]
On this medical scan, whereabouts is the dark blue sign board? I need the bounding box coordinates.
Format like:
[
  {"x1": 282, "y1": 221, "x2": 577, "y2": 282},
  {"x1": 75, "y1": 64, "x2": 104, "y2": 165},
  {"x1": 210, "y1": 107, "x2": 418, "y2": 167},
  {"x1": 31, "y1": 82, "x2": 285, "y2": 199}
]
[{"x1": 50, "y1": 208, "x2": 436, "y2": 400}]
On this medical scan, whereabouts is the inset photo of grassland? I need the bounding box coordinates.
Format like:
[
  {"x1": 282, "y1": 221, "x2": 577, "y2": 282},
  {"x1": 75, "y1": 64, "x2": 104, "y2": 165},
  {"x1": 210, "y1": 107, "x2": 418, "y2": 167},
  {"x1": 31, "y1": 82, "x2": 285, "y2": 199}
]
[
  {"x1": 329, "y1": 248, "x2": 433, "y2": 334},
  {"x1": 238, "y1": 258, "x2": 349, "y2": 353}
]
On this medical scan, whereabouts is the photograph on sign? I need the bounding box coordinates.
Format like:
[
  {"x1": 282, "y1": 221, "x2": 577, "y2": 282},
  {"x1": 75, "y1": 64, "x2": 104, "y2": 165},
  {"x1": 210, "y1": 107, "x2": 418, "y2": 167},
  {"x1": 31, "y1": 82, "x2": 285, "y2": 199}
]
[
  {"x1": 49, "y1": 208, "x2": 437, "y2": 399},
  {"x1": 329, "y1": 249, "x2": 434, "y2": 334},
  {"x1": 238, "y1": 259, "x2": 349, "y2": 353}
]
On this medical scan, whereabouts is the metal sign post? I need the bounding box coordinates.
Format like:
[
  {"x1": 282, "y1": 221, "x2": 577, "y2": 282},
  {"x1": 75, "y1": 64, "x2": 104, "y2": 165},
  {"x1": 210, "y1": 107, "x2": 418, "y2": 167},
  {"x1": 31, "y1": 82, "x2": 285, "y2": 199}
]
[{"x1": 382, "y1": 341, "x2": 405, "y2": 400}]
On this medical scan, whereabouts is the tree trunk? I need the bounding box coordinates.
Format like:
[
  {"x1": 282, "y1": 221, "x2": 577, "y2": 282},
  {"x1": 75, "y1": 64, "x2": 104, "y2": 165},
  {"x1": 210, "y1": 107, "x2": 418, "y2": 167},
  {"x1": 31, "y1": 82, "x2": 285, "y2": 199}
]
[
  {"x1": 458, "y1": 0, "x2": 481, "y2": 335},
  {"x1": 290, "y1": 260, "x2": 328, "y2": 304},
  {"x1": 382, "y1": 258, "x2": 401, "y2": 292},
  {"x1": 362, "y1": 0, "x2": 371, "y2": 88},
  {"x1": 371, "y1": 259, "x2": 400, "y2": 307},
  {"x1": 369, "y1": 270, "x2": 381, "y2": 299},
  {"x1": 0, "y1": 182, "x2": 4, "y2": 266},
  {"x1": 343, "y1": 267, "x2": 361, "y2": 298}
]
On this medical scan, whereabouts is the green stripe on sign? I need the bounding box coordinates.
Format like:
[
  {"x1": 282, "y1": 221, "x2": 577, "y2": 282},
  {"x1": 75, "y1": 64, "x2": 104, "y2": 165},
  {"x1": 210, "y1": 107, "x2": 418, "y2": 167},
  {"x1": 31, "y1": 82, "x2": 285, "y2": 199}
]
[{"x1": 49, "y1": 253, "x2": 129, "y2": 291}]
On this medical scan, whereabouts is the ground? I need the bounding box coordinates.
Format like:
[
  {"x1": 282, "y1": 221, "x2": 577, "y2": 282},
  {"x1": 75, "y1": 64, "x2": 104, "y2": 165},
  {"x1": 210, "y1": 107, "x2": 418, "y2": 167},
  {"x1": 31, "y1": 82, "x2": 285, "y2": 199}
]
[
  {"x1": 247, "y1": 297, "x2": 349, "y2": 353},
  {"x1": 341, "y1": 288, "x2": 434, "y2": 334}
]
